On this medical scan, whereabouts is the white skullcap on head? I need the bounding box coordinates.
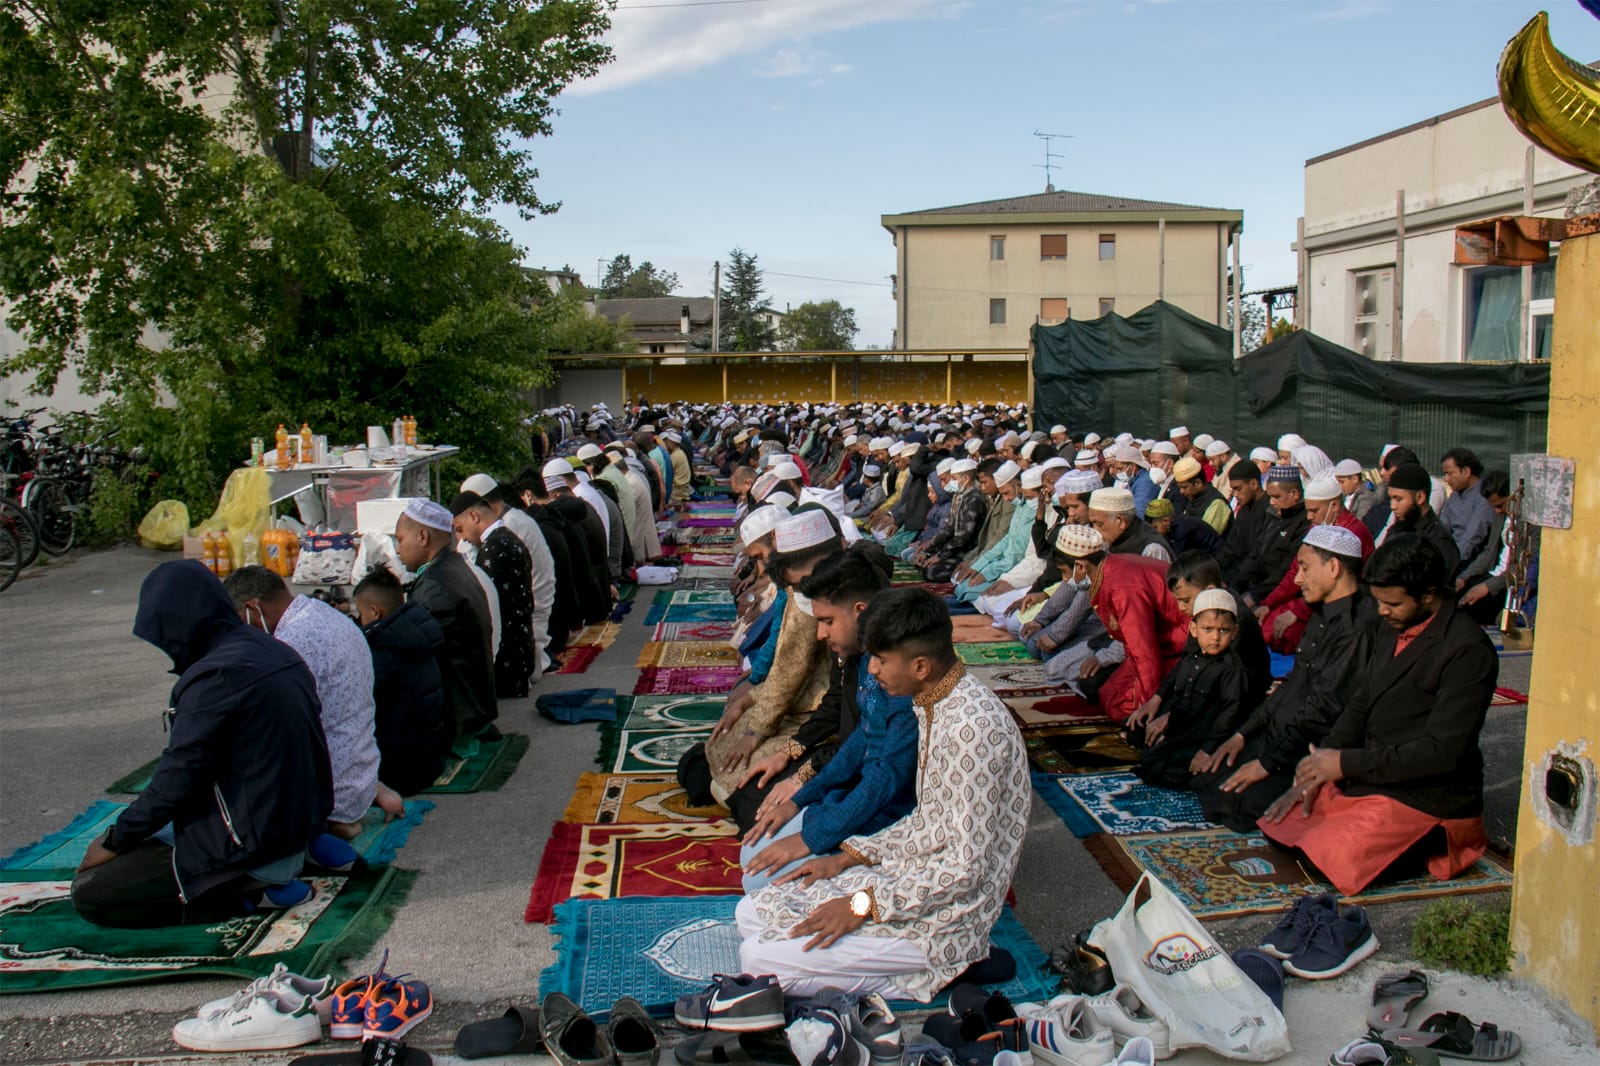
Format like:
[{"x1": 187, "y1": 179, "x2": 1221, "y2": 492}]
[
  {"x1": 1021, "y1": 467, "x2": 1044, "y2": 490},
  {"x1": 1293, "y1": 445, "x2": 1334, "y2": 479},
  {"x1": 1084, "y1": 432, "x2": 1103, "y2": 446},
  {"x1": 869, "y1": 436, "x2": 893, "y2": 451},
  {"x1": 1052, "y1": 524, "x2": 1105, "y2": 557},
  {"x1": 1115, "y1": 432, "x2": 1134, "y2": 445},
  {"x1": 863, "y1": 464, "x2": 882, "y2": 477},
  {"x1": 949, "y1": 458, "x2": 978, "y2": 475},
  {"x1": 1020, "y1": 441, "x2": 1040, "y2": 460},
  {"x1": 1088, "y1": 487, "x2": 1137, "y2": 513},
  {"x1": 843, "y1": 434, "x2": 859, "y2": 447},
  {"x1": 1249, "y1": 446, "x2": 1278, "y2": 464},
  {"x1": 1151, "y1": 441, "x2": 1181, "y2": 458},
  {"x1": 1050, "y1": 424, "x2": 1068, "y2": 435},
  {"x1": 773, "y1": 509, "x2": 837, "y2": 553},
  {"x1": 1074, "y1": 449, "x2": 1099, "y2": 466},
  {"x1": 751, "y1": 472, "x2": 781, "y2": 501},
  {"x1": 885, "y1": 441, "x2": 904, "y2": 457},
  {"x1": 765, "y1": 491, "x2": 796, "y2": 508},
  {"x1": 403, "y1": 498, "x2": 454, "y2": 533},
  {"x1": 740, "y1": 504, "x2": 788, "y2": 545},
  {"x1": 1304, "y1": 475, "x2": 1342, "y2": 501},
  {"x1": 638, "y1": 424, "x2": 656, "y2": 433},
  {"x1": 574, "y1": 470, "x2": 592, "y2": 484},
  {"x1": 1113, "y1": 443, "x2": 1149, "y2": 468},
  {"x1": 993, "y1": 460, "x2": 1021, "y2": 487},
  {"x1": 771, "y1": 461, "x2": 803, "y2": 481},
  {"x1": 1192, "y1": 588, "x2": 1237, "y2": 617},
  {"x1": 1039, "y1": 457, "x2": 1070, "y2": 472},
  {"x1": 964, "y1": 439, "x2": 982, "y2": 455},
  {"x1": 1058, "y1": 469, "x2": 1103, "y2": 496},
  {"x1": 1333, "y1": 458, "x2": 1364, "y2": 478},
  {"x1": 542, "y1": 458, "x2": 575, "y2": 481},
  {"x1": 1304, "y1": 524, "x2": 1364, "y2": 560},
  {"x1": 1169, "y1": 426, "x2": 1190, "y2": 438},
  {"x1": 1193, "y1": 433, "x2": 1214, "y2": 451},
  {"x1": 575, "y1": 443, "x2": 604, "y2": 461},
  {"x1": 936, "y1": 457, "x2": 955, "y2": 475},
  {"x1": 1205, "y1": 440, "x2": 1231, "y2": 458},
  {"x1": 460, "y1": 473, "x2": 499, "y2": 496},
  {"x1": 1278, "y1": 433, "x2": 1307, "y2": 451}
]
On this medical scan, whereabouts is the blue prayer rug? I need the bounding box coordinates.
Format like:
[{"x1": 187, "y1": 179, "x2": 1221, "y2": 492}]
[
  {"x1": 539, "y1": 896, "x2": 1057, "y2": 1018},
  {"x1": 1032, "y1": 772, "x2": 1214, "y2": 838}
]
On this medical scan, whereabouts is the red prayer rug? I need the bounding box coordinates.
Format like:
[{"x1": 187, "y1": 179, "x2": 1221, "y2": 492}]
[
  {"x1": 1007, "y1": 693, "x2": 1107, "y2": 726},
  {"x1": 554, "y1": 646, "x2": 603, "y2": 675},
  {"x1": 652, "y1": 622, "x2": 737, "y2": 642},
  {"x1": 633, "y1": 666, "x2": 746, "y2": 695},
  {"x1": 1492, "y1": 686, "x2": 1529, "y2": 706},
  {"x1": 524, "y1": 821, "x2": 743, "y2": 923}
]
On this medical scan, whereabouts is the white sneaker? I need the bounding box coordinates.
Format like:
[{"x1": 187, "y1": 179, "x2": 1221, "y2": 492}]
[
  {"x1": 172, "y1": 990, "x2": 321, "y2": 1052},
  {"x1": 1018, "y1": 996, "x2": 1115, "y2": 1066},
  {"x1": 1085, "y1": 986, "x2": 1172, "y2": 1061},
  {"x1": 1114, "y1": 1036, "x2": 1155, "y2": 1066},
  {"x1": 197, "y1": 963, "x2": 334, "y2": 1020}
]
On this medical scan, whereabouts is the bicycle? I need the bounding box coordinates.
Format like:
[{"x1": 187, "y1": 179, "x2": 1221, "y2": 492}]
[
  {"x1": 2, "y1": 409, "x2": 77, "y2": 555},
  {"x1": 0, "y1": 496, "x2": 40, "y2": 569},
  {"x1": 0, "y1": 517, "x2": 19, "y2": 592}
]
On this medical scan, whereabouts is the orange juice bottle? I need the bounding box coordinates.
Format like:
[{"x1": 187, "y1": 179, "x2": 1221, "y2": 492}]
[
  {"x1": 214, "y1": 531, "x2": 233, "y2": 577},
  {"x1": 275, "y1": 424, "x2": 290, "y2": 470},
  {"x1": 201, "y1": 531, "x2": 219, "y2": 574},
  {"x1": 299, "y1": 423, "x2": 313, "y2": 465},
  {"x1": 285, "y1": 530, "x2": 301, "y2": 576},
  {"x1": 262, "y1": 528, "x2": 283, "y2": 575}
]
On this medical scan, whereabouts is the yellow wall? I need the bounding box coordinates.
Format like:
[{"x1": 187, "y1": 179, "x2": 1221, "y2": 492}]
[
  {"x1": 1509, "y1": 228, "x2": 1600, "y2": 1034},
  {"x1": 615, "y1": 357, "x2": 1031, "y2": 406}
]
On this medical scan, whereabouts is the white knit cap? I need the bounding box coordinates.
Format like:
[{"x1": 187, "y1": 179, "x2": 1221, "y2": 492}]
[
  {"x1": 1304, "y1": 475, "x2": 1342, "y2": 501},
  {"x1": 765, "y1": 490, "x2": 796, "y2": 509},
  {"x1": 750, "y1": 472, "x2": 781, "y2": 501},
  {"x1": 1088, "y1": 487, "x2": 1136, "y2": 513},
  {"x1": 460, "y1": 473, "x2": 499, "y2": 496},
  {"x1": 1331, "y1": 459, "x2": 1363, "y2": 478},
  {"x1": 771, "y1": 461, "x2": 803, "y2": 481},
  {"x1": 773, "y1": 509, "x2": 837, "y2": 552},
  {"x1": 1020, "y1": 441, "x2": 1040, "y2": 461},
  {"x1": 1052, "y1": 524, "x2": 1106, "y2": 557},
  {"x1": 1192, "y1": 588, "x2": 1237, "y2": 617},
  {"x1": 949, "y1": 458, "x2": 978, "y2": 475},
  {"x1": 1249, "y1": 446, "x2": 1278, "y2": 464},
  {"x1": 1151, "y1": 441, "x2": 1181, "y2": 458},
  {"x1": 843, "y1": 434, "x2": 859, "y2": 446},
  {"x1": 1205, "y1": 440, "x2": 1231, "y2": 458},
  {"x1": 404, "y1": 498, "x2": 454, "y2": 533},
  {"x1": 863, "y1": 464, "x2": 882, "y2": 477},
  {"x1": 1050, "y1": 424, "x2": 1068, "y2": 435},
  {"x1": 541, "y1": 458, "x2": 575, "y2": 480},
  {"x1": 936, "y1": 457, "x2": 955, "y2": 475},
  {"x1": 740, "y1": 504, "x2": 788, "y2": 544},
  {"x1": 964, "y1": 439, "x2": 982, "y2": 455},
  {"x1": 1074, "y1": 449, "x2": 1099, "y2": 466},
  {"x1": 993, "y1": 460, "x2": 1021, "y2": 487},
  {"x1": 1304, "y1": 524, "x2": 1364, "y2": 560},
  {"x1": 575, "y1": 443, "x2": 604, "y2": 461},
  {"x1": 1169, "y1": 426, "x2": 1190, "y2": 438},
  {"x1": 1193, "y1": 433, "x2": 1214, "y2": 450},
  {"x1": 1039, "y1": 457, "x2": 1070, "y2": 472},
  {"x1": 1021, "y1": 467, "x2": 1044, "y2": 490},
  {"x1": 1058, "y1": 470, "x2": 1103, "y2": 496},
  {"x1": 1084, "y1": 432, "x2": 1103, "y2": 446}
]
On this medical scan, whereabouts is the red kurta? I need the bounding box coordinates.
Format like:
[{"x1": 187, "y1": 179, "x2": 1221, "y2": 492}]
[{"x1": 1090, "y1": 554, "x2": 1190, "y2": 723}]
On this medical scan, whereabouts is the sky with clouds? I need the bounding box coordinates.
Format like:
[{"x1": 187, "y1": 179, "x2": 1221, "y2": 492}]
[{"x1": 496, "y1": 0, "x2": 1600, "y2": 348}]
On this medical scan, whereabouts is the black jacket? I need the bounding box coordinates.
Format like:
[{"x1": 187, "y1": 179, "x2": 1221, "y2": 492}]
[
  {"x1": 364, "y1": 602, "x2": 451, "y2": 796},
  {"x1": 407, "y1": 549, "x2": 497, "y2": 741},
  {"x1": 113, "y1": 561, "x2": 332, "y2": 901},
  {"x1": 1165, "y1": 514, "x2": 1225, "y2": 559},
  {"x1": 1236, "y1": 589, "x2": 1377, "y2": 774},
  {"x1": 1324, "y1": 600, "x2": 1498, "y2": 818},
  {"x1": 1221, "y1": 494, "x2": 1271, "y2": 590},
  {"x1": 1109, "y1": 518, "x2": 1172, "y2": 560},
  {"x1": 525, "y1": 503, "x2": 583, "y2": 654},
  {"x1": 1246, "y1": 502, "x2": 1310, "y2": 602},
  {"x1": 894, "y1": 449, "x2": 937, "y2": 532},
  {"x1": 550, "y1": 493, "x2": 612, "y2": 623}
]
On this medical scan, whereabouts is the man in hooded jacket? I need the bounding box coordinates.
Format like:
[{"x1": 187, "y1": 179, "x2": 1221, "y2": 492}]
[{"x1": 72, "y1": 561, "x2": 333, "y2": 928}]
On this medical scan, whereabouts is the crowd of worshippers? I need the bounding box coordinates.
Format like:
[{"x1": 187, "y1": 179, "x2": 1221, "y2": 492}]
[{"x1": 69, "y1": 419, "x2": 695, "y2": 929}]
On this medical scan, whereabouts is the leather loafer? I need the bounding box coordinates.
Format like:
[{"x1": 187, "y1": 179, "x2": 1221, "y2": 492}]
[{"x1": 540, "y1": 992, "x2": 612, "y2": 1066}]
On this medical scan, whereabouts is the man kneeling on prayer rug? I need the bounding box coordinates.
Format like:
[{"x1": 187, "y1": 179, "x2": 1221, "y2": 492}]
[
  {"x1": 1260, "y1": 533, "x2": 1498, "y2": 895},
  {"x1": 736, "y1": 587, "x2": 1029, "y2": 999}
]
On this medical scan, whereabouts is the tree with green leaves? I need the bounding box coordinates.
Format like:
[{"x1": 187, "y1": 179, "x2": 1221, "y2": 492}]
[
  {"x1": 778, "y1": 300, "x2": 858, "y2": 351},
  {"x1": 596, "y1": 254, "x2": 679, "y2": 299},
  {"x1": 0, "y1": 1, "x2": 612, "y2": 510},
  {"x1": 715, "y1": 248, "x2": 775, "y2": 352}
]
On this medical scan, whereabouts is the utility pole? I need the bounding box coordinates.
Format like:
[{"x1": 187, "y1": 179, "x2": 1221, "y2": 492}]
[{"x1": 712, "y1": 260, "x2": 721, "y2": 353}]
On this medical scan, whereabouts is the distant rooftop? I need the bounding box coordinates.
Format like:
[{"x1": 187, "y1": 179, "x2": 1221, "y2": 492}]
[{"x1": 883, "y1": 189, "x2": 1241, "y2": 228}]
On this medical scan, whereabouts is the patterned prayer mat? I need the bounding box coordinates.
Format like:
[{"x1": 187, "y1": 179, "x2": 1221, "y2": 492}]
[
  {"x1": 1022, "y1": 724, "x2": 1140, "y2": 775},
  {"x1": 642, "y1": 603, "x2": 739, "y2": 625},
  {"x1": 633, "y1": 666, "x2": 745, "y2": 695},
  {"x1": 957, "y1": 642, "x2": 1034, "y2": 666},
  {"x1": 950, "y1": 616, "x2": 1015, "y2": 643},
  {"x1": 538, "y1": 896, "x2": 1057, "y2": 1018},
  {"x1": 678, "y1": 566, "x2": 737, "y2": 580},
  {"x1": 891, "y1": 563, "x2": 925, "y2": 584},
  {"x1": 1084, "y1": 827, "x2": 1514, "y2": 921},
  {"x1": 555, "y1": 645, "x2": 604, "y2": 674},
  {"x1": 636, "y1": 642, "x2": 741, "y2": 669},
  {"x1": 2, "y1": 800, "x2": 434, "y2": 872},
  {"x1": 619, "y1": 695, "x2": 724, "y2": 730},
  {"x1": 678, "y1": 552, "x2": 738, "y2": 566},
  {"x1": 597, "y1": 727, "x2": 712, "y2": 774},
  {"x1": 967, "y1": 663, "x2": 1061, "y2": 697},
  {"x1": 652, "y1": 590, "x2": 735, "y2": 606},
  {"x1": 680, "y1": 578, "x2": 735, "y2": 590},
  {"x1": 921, "y1": 582, "x2": 956, "y2": 597},
  {"x1": 651, "y1": 621, "x2": 737, "y2": 642},
  {"x1": 571, "y1": 622, "x2": 623, "y2": 648},
  {"x1": 1032, "y1": 772, "x2": 1213, "y2": 838},
  {"x1": 0, "y1": 866, "x2": 412, "y2": 994},
  {"x1": 1006, "y1": 694, "x2": 1108, "y2": 726},
  {"x1": 524, "y1": 822, "x2": 742, "y2": 923},
  {"x1": 108, "y1": 734, "x2": 528, "y2": 796},
  {"x1": 562, "y1": 773, "x2": 731, "y2": 826},
  {"x1": 1492, "y1": 686, "x2": 1529, "y2": 706}
]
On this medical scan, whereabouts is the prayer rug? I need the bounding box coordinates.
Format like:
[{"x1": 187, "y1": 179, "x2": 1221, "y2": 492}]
[
  {"x1": 1492, "y1": 686, "x2": 1529, "y2": 706},
  {"x1": 967, "y1": 664, "x2": 1060, "y2": 697},
  {"x1": 633, "y1": 666, "x2": 745, "y2": 696},
  {"x1": 651, "y1": 622, "x2": 737, "y2": 642},
  {"x1": 891, "y1": 562, "x2": 924, "y2": 584},
  {"x1": 681, "y1": 578, "x2": 734, "y2": 590},
  {"x1": 1022, "y1": 724, "x2": 1140, "y2": 775},
  {"x1": 1083, "y1": 827, "x2": 1514, "y2": 921},
  {"x1": 1, "y1": 801, "x2": 435, "y2": 873},
  {"x1": 679, "y1": 566, "x2": 736, "y2": 580},
  {"x1": 957, "y1": 642, "x2": 1035, "y2": 666},
  {"x1": 653, "y1": 590, "x2": 735, "y2": 606},
  {"x1": 1006, "y1": 694, "x2": 1107, "y2": 726},
  {"x1": 571, "y1": 622, "x2": 623, "y2": 648},
  {"x1": 636, "y1": 641, "x2": 741, "y2": 669},
  {"x1": 642, "y1": 603, "x2": 739, "y2": 625},
  {"x1": 524, "y1": 821, "x2": 742, "y2": 923},
  {"x1": 950, "y1": 616, "x2": 1016, "y2": 643},
  {"x1": 921, "y1": 582, "x2": 956, "y2": 597},
  {"x1": 680, "y1": 552, "x2": 737, "y2": 566},
  {"x1": 617, "y1": 584, "x2": 638, "y2": 602},
  {"x1": 106, "y1": 734, "x2": 529, "y2": 796},
  {"x1": 0, "y1": 865, "x2": 412, "y2": 994},
  {"x1": 536, "y1": 689, "x2": 619, "y2": 725},
  {"x1": 555, "y1": 645, "x2": 604, "y2": 675},
  {"x1": 562, "y1": 773, "x2": 731, "y2": 826},
  {"x1": 619, "y1": 695, "x2": 724, "y2": 730},
  {"x1": 680, "y1": 518, "x2": 737, "y2": 528},
  {"x1": 538, "y1": 896, "x2": 1057, "y2": 1018},
  {"x1": 598, "y1": 728, "x2": 712, "y2": 774},
  {"x1": 1031, "y1": 772, "x2": 1213, "y2": 838}
]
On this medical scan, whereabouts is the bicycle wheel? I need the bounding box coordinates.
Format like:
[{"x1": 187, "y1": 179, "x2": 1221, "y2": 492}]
[
  {"x1": 0, "y1": 496, "x2": 40, "y2": 568},
  {"x1": 24, "y1": 477, "x2": 75, "y2": 555},
  {"x1": 0, "y1": 521, "x2": 19, "y2": 592}
]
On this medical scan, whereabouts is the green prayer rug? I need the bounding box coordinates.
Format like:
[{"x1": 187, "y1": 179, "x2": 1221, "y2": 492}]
[
  {"x1": 0, "y1": 866, "x2": 414, "y2": 994},
  {"x1": 956, "y1": 642, "x2": 1034, "y2": 666},
  {"x1": 620, "y1": 695, "x2": 725, "y2": 730}
]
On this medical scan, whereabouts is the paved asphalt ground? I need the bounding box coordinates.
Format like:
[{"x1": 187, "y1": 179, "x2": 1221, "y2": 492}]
[{"x1": 0, "y1": 547, "x2": 1591, "y2": 1064}]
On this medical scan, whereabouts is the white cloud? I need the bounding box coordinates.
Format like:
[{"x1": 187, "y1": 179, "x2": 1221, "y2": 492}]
[{"x1": 574, "y1": 0, "x2": 961, "y2": 95}]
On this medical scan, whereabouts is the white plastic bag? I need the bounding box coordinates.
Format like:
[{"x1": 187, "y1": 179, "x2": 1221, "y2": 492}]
[{"x1": 1089, "y1": 874, "x2": 1290, "y2": 1061}]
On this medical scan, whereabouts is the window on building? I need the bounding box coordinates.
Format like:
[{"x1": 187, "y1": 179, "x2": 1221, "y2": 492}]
[
  {"x1": 1464, "y1": 259, "x2": 1557, "y2": 361},
  {"x1": 1099, "y1": 298, "x2": 1116, "y2": 317},
  {"x1": 989, "y1": 298, "x2": 1007, "y2": 325},
  {"x1": 990, "y1": 236, "x2": 1006, "y2": 261},
  {"x1": 1098, "y1": 234, "x2": 1116, "y2": 260},
  {"x1": 1040, "y1": 234, "x2": 1068, "y2": 260},
  {"x1": 647, "y1": 344, "x2": 666, "y2": 354},
  {"x1": 1039, "y1": 298, "x2": 1068, "y2": 324}
]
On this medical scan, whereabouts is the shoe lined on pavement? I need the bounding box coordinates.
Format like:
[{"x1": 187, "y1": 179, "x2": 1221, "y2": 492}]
[
  {"x1": 330, "y1": 948, "x2": 391, "y2": 1039},
  {"x1": 947, "y1": 985, "x2": 1030, "y2": 1066},
  {"x1": 1367, "y1": 970, "x2": 1430, "y2": 1033},
  {"x1": 609, "y1": 996, "x2": 664, "y2": 1066},
  {"x1": 1330, "y1": 1036, "x2": 1441, "y2": 1065},
  {"x1": 921, "y1": 1010, "x2": 1003, "y2": 1066},
  {"x1": 810, "y1": 987, "x2": 902, "y2": 1065},
  {"x1": 786, "y1": 1004, "x2": 868, "y2": 1066},
  {"x1": 1017, "y1": 995, "x2": 1115, "y2": 1066},
  {"x1": 1048, "y1": 933, "x2": 1115, "y2": 997},
  {"x1": 542, "y1": 992, "x2": 614, "y2": 1066},
  {"x1": 199, "y1": 963, "x2": 334, "y2": 1021},
  {"x1": 675, "y1": 974, "x2": 786, "y2": 1032},
  {"x1": 1083, "y1": 986, "x2": 1171, "y2": 1061},
  {"x1": 1285, "y1": 904, "x2": 1378, "y2": 980},
  {"x1": 365, "y1": 975, "x2": 434, "y2": 1041},
  {"x1": 173, "y1": 989, "x2": 321, "y2": 1052},
  {"x1": 1259, "y1": 892, "x2": 1337, "y2": 960}
]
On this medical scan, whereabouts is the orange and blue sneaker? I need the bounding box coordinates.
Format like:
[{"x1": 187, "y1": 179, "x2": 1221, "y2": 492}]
[
  {"x1": 364, "y1": 975, "x2": 433, "y2": 1041},
  {"x1": 329, "y1": 949, "x2": 389, "y2": 1039}
]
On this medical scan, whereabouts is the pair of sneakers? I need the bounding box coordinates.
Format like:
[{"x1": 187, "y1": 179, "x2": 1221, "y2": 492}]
[
  {"x1": 172, "y1": 964, "x2": 334, "y2": 1052},
  {"x1": 1260, "y1": 893, "x2": 1380, "y2": 980},
  {"x1": 329, "y1": 950, "x2": 434, "y2": 1042},
  {"x1": 1017, "y1": 987, "x2": 1172, "y2": 1065},
  {"x1": 785, "y1": 987, "x2": 903, "y2": 1066},
  {"x1": 921, "y1": 985, "x2": 1029, "y2": 1066}
]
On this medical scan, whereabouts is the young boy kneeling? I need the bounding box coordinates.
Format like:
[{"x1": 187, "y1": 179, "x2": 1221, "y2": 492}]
[{"x1": 1125, "y1": 588, "x2": 1251, "y2": 790}]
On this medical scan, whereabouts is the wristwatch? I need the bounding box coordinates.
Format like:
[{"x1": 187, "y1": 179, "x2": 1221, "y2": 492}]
[{"x1": 849, "y1": 888, "x2": 877, "y2": 922}]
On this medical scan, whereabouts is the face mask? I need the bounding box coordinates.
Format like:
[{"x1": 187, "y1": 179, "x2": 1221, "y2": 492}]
[
  {"x1": 1114, "y1": 471, "x2": 1132, "y2": 485},
  {"x1": 1148, "y1": 467, "x2": 1167, "y2": 486},
  {"x1": 247, "y1": 603, "x2": 270, "y2": 633},
  {"x1": 1065, "y1": 574, "x2": 1091, "y2": 591}
]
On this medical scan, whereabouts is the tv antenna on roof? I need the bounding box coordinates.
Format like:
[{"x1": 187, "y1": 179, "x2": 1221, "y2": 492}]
[{"x1": 1033, "y1": 130, "x2": 1072, "y2": 192}]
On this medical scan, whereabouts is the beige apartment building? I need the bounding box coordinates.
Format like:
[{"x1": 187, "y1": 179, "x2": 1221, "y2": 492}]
[
  {"x1": 881, "y1": 189, "x2": 1243, "y2": 349},
  {"x1": 1298, "y1": 95, "x2": 1590, "y2": 363}
]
